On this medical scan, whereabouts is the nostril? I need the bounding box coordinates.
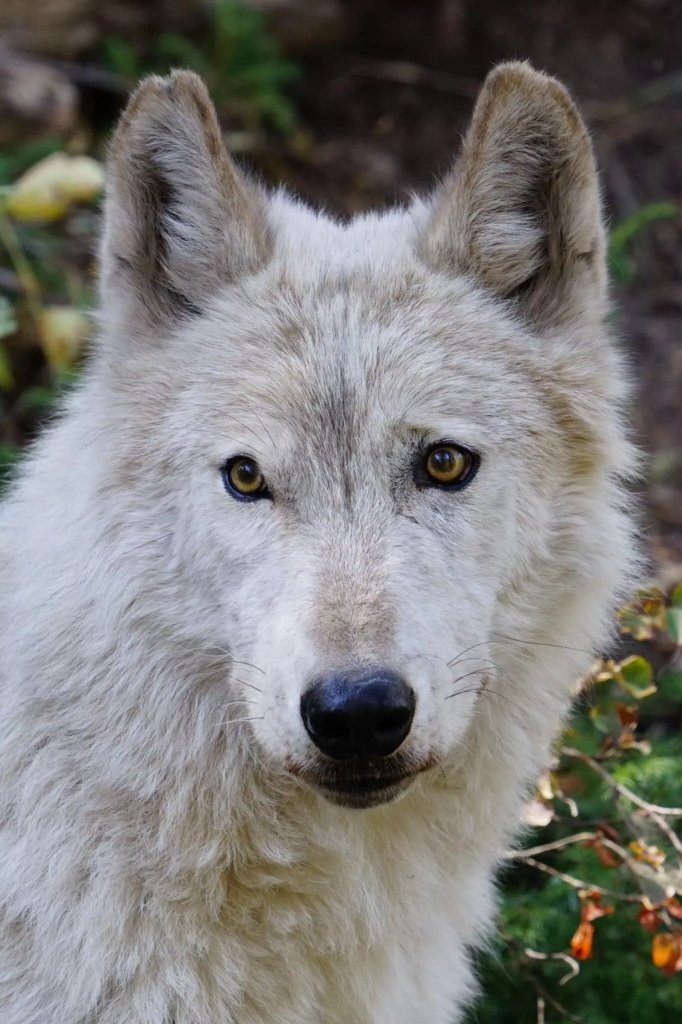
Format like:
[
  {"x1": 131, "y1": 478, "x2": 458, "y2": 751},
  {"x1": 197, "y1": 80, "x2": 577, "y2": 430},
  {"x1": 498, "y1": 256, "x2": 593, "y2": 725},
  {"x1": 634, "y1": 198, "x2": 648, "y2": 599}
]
[
  {"x1": 312, "y1": 713, "x2": 352, "y2": 743},
  {"x1": 375, "y1": 706, "x2": 411, "y2": 737},
  {"x1": 301, "y1": 667, "x2": 416, "y2": 762}
]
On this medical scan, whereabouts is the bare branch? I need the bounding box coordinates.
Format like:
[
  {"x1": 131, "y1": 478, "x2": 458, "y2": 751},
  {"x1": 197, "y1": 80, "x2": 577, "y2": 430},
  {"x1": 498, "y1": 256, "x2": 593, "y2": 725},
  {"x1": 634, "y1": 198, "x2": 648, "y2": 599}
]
[
  {"x1": 524, "y1": 947, "x2": 581, "y2": 986},
  {"x1": 508, "y1": 832, "x2": 598, "y2": 860},
  {"x1": 520, "y1": 855, "x2": 644, "y2": 903},
  {"x1": 536, "y1": 995, "x2": 545, "y2": 1024},
  {"x1": 561, "y1": 747, "x2": 682, "y2": 817}
]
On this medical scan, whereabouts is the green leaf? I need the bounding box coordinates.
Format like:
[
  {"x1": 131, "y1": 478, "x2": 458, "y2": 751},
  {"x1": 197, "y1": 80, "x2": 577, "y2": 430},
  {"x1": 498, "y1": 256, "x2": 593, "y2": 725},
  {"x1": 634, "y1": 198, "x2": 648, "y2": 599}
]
[
  {"x1": 589, "y1": 703, "x2": 619, "y2": 736},
  {"x1": 658, "y1": 667, "x2": 682, "y2": 702},
  {"x1": 0, "y1": 296, "x2": 17, "y2": 340},
  {"x1": 0, "y1": 138, "x2": 62, "y2": 187},
  {"x1": 0, "y1": 342, "x2": 13, "y2": 390},
  {"x1": 666, "y1": 607, "x2": 682, "y2": 646},
  {"x1": 100, "y1": 36, "x2": 142, "y2": 81},
  {"x1": 670, "y1": 582, "x2": 682, "y2": 608},
  {"x1": 617, "y1": 655, "x2": 657, "y2": 698},
  {"x1": 617, "y1": 607, "x2": 655, "y2": 641},
  {"x1": 17, "y1": 385, "x2": 58, "y2": 415},
  {"x1": 608, "y1": 203, "x2": 678, "y2": 285}
]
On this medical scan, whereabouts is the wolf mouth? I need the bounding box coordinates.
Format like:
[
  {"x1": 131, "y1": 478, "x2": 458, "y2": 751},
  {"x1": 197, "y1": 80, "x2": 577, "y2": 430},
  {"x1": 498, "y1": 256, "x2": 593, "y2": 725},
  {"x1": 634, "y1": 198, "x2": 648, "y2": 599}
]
[
  {"x1": 312, "y1": 773, "x2": 413, "y2": 809},
  {"x1": 316, "y1": 773, "x2": 411, "y2": 795},
  {"x1": 288, "y1": 754, "x2": 438, "y2": 808}
]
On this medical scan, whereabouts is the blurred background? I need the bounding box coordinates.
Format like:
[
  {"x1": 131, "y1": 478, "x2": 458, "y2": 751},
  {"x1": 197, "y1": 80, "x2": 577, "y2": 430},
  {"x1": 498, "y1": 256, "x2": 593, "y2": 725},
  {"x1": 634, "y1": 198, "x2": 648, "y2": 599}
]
[{"x1": 0, "y1": 1, "x2": 681, "y2": 1021}]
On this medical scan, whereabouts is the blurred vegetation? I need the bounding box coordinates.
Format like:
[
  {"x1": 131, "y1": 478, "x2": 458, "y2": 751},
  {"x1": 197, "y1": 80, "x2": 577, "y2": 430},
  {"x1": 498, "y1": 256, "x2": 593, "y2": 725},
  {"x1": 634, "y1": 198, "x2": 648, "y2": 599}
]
[
  {"x1": 608, "y1": 202, "x2": 679, "y2": 284},
  {"x1": 0, "y1": 0, "x2": 300, "y2": 488},
  {"x1": 102, "y1": 0, "x2": 299, "y2": 133},
  {"x1": 468, "y1": 587, "x2": 682, "y2": 1023}
]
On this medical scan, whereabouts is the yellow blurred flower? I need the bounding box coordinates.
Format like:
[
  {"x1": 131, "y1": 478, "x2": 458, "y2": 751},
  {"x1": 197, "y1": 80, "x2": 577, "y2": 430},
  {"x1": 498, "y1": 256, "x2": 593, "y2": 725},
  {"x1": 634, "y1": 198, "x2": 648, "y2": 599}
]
[
  {"x1": 7, "y1": 154, "x2": 104, "y2": 223},
  {"x1": 38, "y1": 307, "x2": 90, "y2": 368}
]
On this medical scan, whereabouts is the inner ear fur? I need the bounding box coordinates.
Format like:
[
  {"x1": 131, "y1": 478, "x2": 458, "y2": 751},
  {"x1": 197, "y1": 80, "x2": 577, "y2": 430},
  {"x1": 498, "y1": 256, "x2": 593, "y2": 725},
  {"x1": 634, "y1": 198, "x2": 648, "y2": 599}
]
[
  {"x1": 420, "y1": 62, "x2": 606, "y2": 328},
  {"x1": 101, "y1": 70, "x2": 270, "y2": 328}
]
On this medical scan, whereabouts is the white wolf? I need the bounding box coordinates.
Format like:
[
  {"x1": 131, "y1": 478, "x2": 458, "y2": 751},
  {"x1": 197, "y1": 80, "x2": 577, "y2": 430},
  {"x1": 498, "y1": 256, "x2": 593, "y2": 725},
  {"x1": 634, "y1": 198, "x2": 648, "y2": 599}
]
[{"x1": 0, "y1": 63, "x2": 635, "y2": 1023}]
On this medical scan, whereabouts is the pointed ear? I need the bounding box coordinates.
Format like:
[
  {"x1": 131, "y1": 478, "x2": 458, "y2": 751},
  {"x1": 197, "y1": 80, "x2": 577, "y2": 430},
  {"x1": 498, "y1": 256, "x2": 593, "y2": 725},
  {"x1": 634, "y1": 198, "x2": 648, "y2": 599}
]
[
  {"x1": 100, "y1": 71, "x2": 270, "y2": 329},
  {"x1": 420, "y1": 62, "x2": 606, "y2": 328}
]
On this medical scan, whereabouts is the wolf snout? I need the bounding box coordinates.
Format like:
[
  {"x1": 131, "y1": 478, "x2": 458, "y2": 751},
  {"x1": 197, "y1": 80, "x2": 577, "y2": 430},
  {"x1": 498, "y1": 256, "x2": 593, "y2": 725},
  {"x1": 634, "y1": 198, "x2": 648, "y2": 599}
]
[{"x1": 300, "y1": 668, "x2": 416, "y2": 761}]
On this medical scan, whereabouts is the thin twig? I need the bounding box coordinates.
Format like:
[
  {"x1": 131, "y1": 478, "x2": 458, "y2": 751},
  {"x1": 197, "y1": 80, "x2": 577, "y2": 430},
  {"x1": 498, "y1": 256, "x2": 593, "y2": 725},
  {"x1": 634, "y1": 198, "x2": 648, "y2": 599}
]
[
  {"x1": 562, "y1": 746, "x2": 682, "y2": 816},
  {"x1": 502, "y1": 930, "x2": 586, "y2": 1024},
  {"x1": 524, "y1": 947, "x2": 580, "y2": 987},
  {"x1": 508, "y1": 832, "x2": 598, "y2": 860},
  {"x1": 520, "y1": 856, "x2": 644, "y2": 903},
  {"x1": 531, "y1": 978, "x2": 585, "y2": 1024},
  {"x1": 536, "y1": 995, "x2": 545, "y2": 1024},
  {"x1": 645, "y1": 809, "x2": 682, "y2": 864}
]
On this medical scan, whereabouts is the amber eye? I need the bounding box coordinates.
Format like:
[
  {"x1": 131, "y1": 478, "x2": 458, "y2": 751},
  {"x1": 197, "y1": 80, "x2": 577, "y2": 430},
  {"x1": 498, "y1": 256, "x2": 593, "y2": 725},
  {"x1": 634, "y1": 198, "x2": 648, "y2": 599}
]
[
  {"x1": 417, "y1": 443, "x2": 478, "y2": 490},
  {"x1": 222, "y1": 456, "x2": 269, "y2": 501}
]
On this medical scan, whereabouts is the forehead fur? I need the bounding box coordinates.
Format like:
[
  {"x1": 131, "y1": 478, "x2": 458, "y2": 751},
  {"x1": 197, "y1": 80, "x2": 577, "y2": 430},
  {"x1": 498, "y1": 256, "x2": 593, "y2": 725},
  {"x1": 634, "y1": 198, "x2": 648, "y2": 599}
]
[
  {"x1": 149, "y1": 195, "x2": 547, "y2": 446},
  {"x1": 98, "y1": 63, "x2": 626, "y2": 495}
]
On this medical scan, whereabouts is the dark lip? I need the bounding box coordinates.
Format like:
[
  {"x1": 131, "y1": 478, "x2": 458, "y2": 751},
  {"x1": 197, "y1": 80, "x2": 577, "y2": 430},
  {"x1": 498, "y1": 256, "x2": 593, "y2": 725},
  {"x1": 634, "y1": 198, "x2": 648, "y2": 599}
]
[
  {"x1": 286, "y1": 753, "x2": 439, "y2": 806},
  {"x1": 312, "y1": 773, "x2": 414, "y2": 809},
  {"x1": 314, "y1": 773, "x2": 411, "y2": 795}
]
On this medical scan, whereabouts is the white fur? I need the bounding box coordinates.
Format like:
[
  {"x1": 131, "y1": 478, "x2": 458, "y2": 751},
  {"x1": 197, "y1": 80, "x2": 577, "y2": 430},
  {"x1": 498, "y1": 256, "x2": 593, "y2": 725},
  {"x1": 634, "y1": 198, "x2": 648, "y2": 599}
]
[{"x1": 0, "y1": 65, "x2": 637, "y2": 1023}]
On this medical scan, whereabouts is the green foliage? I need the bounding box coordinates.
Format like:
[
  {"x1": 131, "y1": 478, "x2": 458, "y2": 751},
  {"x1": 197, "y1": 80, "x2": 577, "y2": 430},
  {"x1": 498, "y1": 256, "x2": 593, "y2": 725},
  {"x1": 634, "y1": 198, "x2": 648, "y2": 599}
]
[
  {"x1": 608, "y1": 202, "x2": 678, "y2": 284},
  {"x1": 102, "y1": 0, "x2": 299, "y2": 133},
  {"x1": 468, "y1": 588, "x2": 682, "y2": 1023},
  {"x1": 0, "y1": 139, "x2": 62, "y2": 188},
  {"x1": 474, "y1": 886, "x2": 682, "y2": 1024}
]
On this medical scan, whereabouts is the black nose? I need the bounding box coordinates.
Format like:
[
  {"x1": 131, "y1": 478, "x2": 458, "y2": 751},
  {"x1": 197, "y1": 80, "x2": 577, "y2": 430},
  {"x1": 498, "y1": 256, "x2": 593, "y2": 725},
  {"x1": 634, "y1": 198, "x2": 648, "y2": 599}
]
[{"x1": 301, "y1": 667, "x2": 415, "y2": 761}]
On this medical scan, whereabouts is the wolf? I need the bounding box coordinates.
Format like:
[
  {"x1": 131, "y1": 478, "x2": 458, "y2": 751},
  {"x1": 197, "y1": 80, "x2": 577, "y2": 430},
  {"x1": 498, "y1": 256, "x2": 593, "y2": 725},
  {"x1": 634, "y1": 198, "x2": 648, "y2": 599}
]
[{"x1": 0, "y1": 62, "x2": 635, "y2": 1023}]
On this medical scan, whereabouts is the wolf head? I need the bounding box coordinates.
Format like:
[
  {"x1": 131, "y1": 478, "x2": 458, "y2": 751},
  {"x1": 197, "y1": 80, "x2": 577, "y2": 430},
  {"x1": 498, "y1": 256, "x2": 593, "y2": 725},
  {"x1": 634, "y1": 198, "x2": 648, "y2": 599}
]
[{"x1": 96, "y1": 65, "x2": 632, "y2": 809}]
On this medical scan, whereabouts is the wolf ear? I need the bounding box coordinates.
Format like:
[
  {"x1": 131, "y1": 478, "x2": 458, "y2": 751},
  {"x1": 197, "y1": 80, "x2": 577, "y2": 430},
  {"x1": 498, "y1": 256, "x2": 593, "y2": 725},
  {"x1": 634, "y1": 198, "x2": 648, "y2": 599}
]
[
  {"x1": 420, "y1": 62, "x2": 606, "y2": 327},
  {"x1": 100, "y1": 71, "x2": 270, "y2": 328}
]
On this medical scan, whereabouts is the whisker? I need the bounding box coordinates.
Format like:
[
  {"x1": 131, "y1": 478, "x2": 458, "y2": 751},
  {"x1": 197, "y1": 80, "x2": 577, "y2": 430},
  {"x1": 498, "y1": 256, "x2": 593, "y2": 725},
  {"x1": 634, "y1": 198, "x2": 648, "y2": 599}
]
[
  {"x1": 478, "y1": 687, "x2": 527, "y2": 714},
  {"x1": 448, "y1": 639, "x2": 503, "y2": 667},
  {"x1": 448, "y1": 633, "x2": 596, "y2": 669},
  {"x1": 229, "y1": 659, "x2": 266, "y2": 677},
  {"x1": 404, "y1": 652, "x2": 449, "y2": 667},
  {"x1": 232, "y1": 677, "x2": 265, "y2": 695},
  {"x1": 223, "y1": 414, "x2": 268, "y2": 452},
  {"x1": 446, "y1": 685, "x2": 526, "y2": 715},
  {"x1": 122, "y1": 532, "x2": 174, "y2": 556},
  {"x1": 444, "y1": 656, "x2": 515, "y2": 688},
  {"x1": 252, "y1": 411, "x2": 277, "y2": 452},
  {"x1": 490, "y1": 632, "x2": 595, "y2": 656},
  {"x1": 444, "y1": 667, "x2": 490, "y2": 698}
]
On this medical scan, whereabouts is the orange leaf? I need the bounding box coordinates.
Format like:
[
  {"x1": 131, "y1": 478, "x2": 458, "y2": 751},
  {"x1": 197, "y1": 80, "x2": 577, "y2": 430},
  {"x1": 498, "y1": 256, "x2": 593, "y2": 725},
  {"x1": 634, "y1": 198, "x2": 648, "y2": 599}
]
[
  {"x1": 585, "y1": 838, "x2": 620, "y2": 869},
  {"x1": 616, "y1": 703, "x2": 638, "y2": 727},
  {"x1": 629, "y1": 840, "x2": 666, "y2": 869},
  {"x1": 577, "y1": 897, "x2": 614, "y2": 929},
  {"x1": 571, "y1": 921, "x2": 594, "y2": 960},
  {"x1": 652, "y1": 932, "x2": 682, "y2": 974},
  {"x1": 638, "y1": 907, "x2": 662, "y2": 933}
]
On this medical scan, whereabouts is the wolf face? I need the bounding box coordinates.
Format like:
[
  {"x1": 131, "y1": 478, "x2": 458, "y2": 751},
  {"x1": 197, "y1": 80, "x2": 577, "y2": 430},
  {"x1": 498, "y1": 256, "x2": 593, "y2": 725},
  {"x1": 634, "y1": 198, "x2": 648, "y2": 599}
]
[{"x1": 96, "y1": 66, "x2": 631, "y2": 810}]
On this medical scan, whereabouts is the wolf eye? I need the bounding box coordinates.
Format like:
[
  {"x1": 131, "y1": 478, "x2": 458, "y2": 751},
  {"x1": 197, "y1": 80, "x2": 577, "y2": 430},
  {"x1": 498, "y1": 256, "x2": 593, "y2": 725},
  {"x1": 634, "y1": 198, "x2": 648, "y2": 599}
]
[
  {"x1": 416, "y1": 443, "x2": 479, "y2": 490},
  {"x1": 222, "y1": 456, "x2": 270, "y2": 501}
]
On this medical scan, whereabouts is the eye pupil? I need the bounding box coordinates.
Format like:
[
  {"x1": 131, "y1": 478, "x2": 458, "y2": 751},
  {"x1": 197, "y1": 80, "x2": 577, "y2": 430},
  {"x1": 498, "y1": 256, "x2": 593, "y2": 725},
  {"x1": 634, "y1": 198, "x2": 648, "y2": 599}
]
[
  {"x1": 224, "y1": 456, "x2": 267, "y2": 499},
  {"x1": 234, "y1": 460, "x2": 258, "y2": 488},
  {"x1": 430, "y1": 450, "x2": 456, "y2": 475},
  {"x1": 421, "y1": 444, "x2": 476, "y2": 488}
]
